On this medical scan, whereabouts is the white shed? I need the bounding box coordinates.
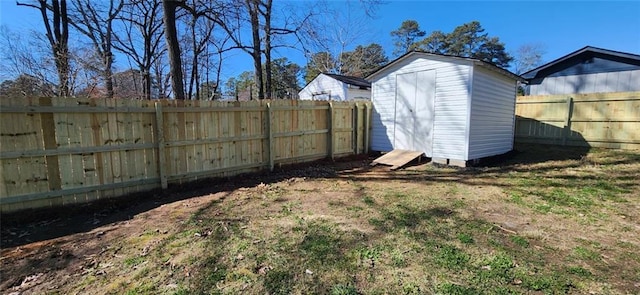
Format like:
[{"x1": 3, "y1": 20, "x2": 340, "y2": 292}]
[
  {"x1": 298, "y1": 73, "x2": 371, "y2": 101},
  {"x1": 367, "y1": 51, "x2": 523, "y2": 167}
]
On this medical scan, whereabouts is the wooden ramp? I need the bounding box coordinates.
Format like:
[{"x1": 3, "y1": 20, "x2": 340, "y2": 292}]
[{"x1": 372, "y1": 149, "x2": 424, "y2": 170}]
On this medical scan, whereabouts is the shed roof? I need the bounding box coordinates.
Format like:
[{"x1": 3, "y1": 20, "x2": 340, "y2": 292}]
[
  {"x1": 366, "y1": 50, "x2": 524, "y2": 82},
  {"x1": 521, "y1": 46, "x2": 640, "y2": 79},
  {"x1": 322, "y1": 73, "x2": 371, "y2": 88}
]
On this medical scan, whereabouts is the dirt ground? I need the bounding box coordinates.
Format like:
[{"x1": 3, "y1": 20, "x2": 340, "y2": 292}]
[
  {"x1": 0, "y1": 157, "x2": 368, "y2": 293},
  {"x1": 1, "y1": 145, "x2": 639, "y2": 294}
]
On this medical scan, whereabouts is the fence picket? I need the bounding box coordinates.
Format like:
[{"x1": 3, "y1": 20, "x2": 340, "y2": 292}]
[
  {"x1": 515, "y1": 91, "x2": 640, "y2": 149},
  {"x1": 0, "y1": 98, "x2": 371, "y2": 212}
]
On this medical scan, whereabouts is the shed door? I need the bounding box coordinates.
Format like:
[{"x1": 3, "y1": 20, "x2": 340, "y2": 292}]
[{"x1": 394, "y1": 70, "x2": 435, "y2": 156}]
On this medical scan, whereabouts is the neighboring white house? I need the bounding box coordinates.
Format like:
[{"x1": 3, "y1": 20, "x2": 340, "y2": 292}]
[
  {"x1": 298, "y1": 73, "x2": 371, "y2": 101},
  {"x1": 522, "y1": 46, "x2": 640, "y2": 95},
  {"x1": 367, "y1": 51, "x2": 523, "y2": 167}
]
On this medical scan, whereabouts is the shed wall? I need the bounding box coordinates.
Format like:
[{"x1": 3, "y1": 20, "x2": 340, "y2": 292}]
[
  {"x1": 430, "y1": 62, "x2": 471, "y2": 160},
  {"x1": 370, "y1": 80, "x2": 395, "y2": 151},
  {"x1": 370, "y1": 54, "x2": 471, "y2": 160},
  {"x1": 528, "y1": 69, "x2": 640, "y2": 95},
  {"x1": 468, "y1": 66, "x2": 517, "y2": 160},
  {"x1": 346, "y1": 88, "x2": 372, "y2": 100},
  {"x1": 298, "y1": 74, "x2": 347, "y2": 100}
]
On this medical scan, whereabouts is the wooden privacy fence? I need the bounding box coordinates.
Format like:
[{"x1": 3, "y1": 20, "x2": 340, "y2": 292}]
[
  {"x1": 0, "y1": 97, "x2": 372, "y2": 213},
  {"x1": 515, "y1": 91, "x2": 640, "y2": 150}
]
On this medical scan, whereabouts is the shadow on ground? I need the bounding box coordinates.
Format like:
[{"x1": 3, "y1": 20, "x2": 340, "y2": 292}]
[
  {"x1": 2, "y1": 143, "x2": 633, "y2": 250},
  {"x1": 0, "y1": 155, "x2": 370, "y2": 249}
]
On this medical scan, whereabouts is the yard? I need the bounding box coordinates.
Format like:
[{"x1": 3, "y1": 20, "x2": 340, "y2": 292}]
[{"x1": 1, "y1": 144, "x2": 639, "y2": 294}]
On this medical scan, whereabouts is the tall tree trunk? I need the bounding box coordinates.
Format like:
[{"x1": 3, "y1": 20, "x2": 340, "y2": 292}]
[
  {"x1": 104, "y1": 66, "x2": 114, "y2": 98},
  {"x1": 162, "y1": 0, "x2": 185, "y2": 100},
  {"x1": 54, "y1": 44, "x2": 71, "y2": 97},
  {"x1": 262, "y1": 0, "x2": 272, "y2": 99},
  {"x1": 213, "y1": 48, "x2": 224, "y2": 99},
  {"x1": 143, "y1": 60, "x2": 151, "y2": 99},
  {"x1": 21, "y1": 0, "x2": 72, "y2": 96},
  {"x1": 53, "y1": 0, "x2": 70, "y2": 96},
  {"x1": 143, "y1": 39, "x2": 153, "y2": 99},
  {"x1": 103, "y1": 22, "x2": 114, "y2": 98},
  {"x1": 189, "y1": 15, "x2": 197, "y2": 100},
  {"x1": 103, "y1": 0, "x2": 120, "y2": 98},
  {"x1": 247, "y1": 0, "x2": 263, "y2": 100}
]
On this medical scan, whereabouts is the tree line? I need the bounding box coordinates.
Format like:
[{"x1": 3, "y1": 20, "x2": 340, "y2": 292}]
[
  {"x1": 0, "y1": 1, "x2": 543, "y2": 100},
  {"x1": 3, "y1": 0, "x2": 321, "y2": 100}
]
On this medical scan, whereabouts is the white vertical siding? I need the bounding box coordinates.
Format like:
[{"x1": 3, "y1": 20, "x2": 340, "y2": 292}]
[
  {"x1": 370, "y1": 76, "x2": 396, "y2": 152},
  {"x1": 298, "y1": 74, "x2": 347, "y2": 100},
  {"x1": 370, "y1": 53, "x2": 471, "y2": 159},
  {"x1": 529, "y1": 69, "x2": 640, "y2": 95},
  {"x1": 467, "y1": 65, "x2": 517, "y2": 160},
  {"x1": 431, "y1": 62, "x2": 471, "y2": 160}
]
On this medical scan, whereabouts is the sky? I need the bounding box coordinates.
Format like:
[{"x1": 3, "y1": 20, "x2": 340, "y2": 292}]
[{"x1": 1, "y1": 0, "x2": 639, "y2": 83}]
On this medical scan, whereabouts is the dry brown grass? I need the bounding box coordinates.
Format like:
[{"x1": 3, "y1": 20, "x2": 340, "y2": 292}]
[{"x1": 1, "y1": 144, "x2": 639, "y2": 294}]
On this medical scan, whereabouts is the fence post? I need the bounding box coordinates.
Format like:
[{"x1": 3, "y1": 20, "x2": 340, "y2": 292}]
[
  {"x1": 328, "y1": 102, "x2": 334, "y2": 160},
  {"x1": 352, "y1": 103, "x2": 357, "y2": 155},
  {"x1": 356, "y1": 102, "x2": 365, "y2": 154},
  {"x1": 364, "y1": 103, "x2": 371, "y2": 154},
  {"x1": 40, "y1": 97, "x2": 62, "y2": 192},
  {"x1": 267, "y1": 102, "x2": 275, "y2": 171},
  {"x1": 155, "y1": 102, "x2": 168, "y2": 189},
  {"x1": 562, "y1": 97, "x2": 574, "y2": 146}
]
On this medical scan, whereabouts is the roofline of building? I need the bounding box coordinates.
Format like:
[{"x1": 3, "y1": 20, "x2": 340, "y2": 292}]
[
  {"x1": 322, "y1": 73, "x2": 370, "y2": 87},
  {"x1": 300, "y1": 72, "x2": 371, "y2": 91},
  {"x1": 521, "y1": 46, "x2": 640, "y2": 79},
  {"x1": 366, "y1": 50, "x2": 524, "y2": 82}
]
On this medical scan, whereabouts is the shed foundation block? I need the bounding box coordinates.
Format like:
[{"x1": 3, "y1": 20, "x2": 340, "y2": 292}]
[
  {"x1": 448, "y1": 159, "x2": 468, "y2": 167},
  {"x1": 432, "y1": 158, "x2": 449, "y2": 165},
  {"x1": 431, "y1": 158, "x2": 468, "y2": 167}
]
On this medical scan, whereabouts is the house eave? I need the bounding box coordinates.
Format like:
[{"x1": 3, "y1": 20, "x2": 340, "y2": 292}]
[{"x1": 521, "y1": 46, "x2": 640, "y2": 79}]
